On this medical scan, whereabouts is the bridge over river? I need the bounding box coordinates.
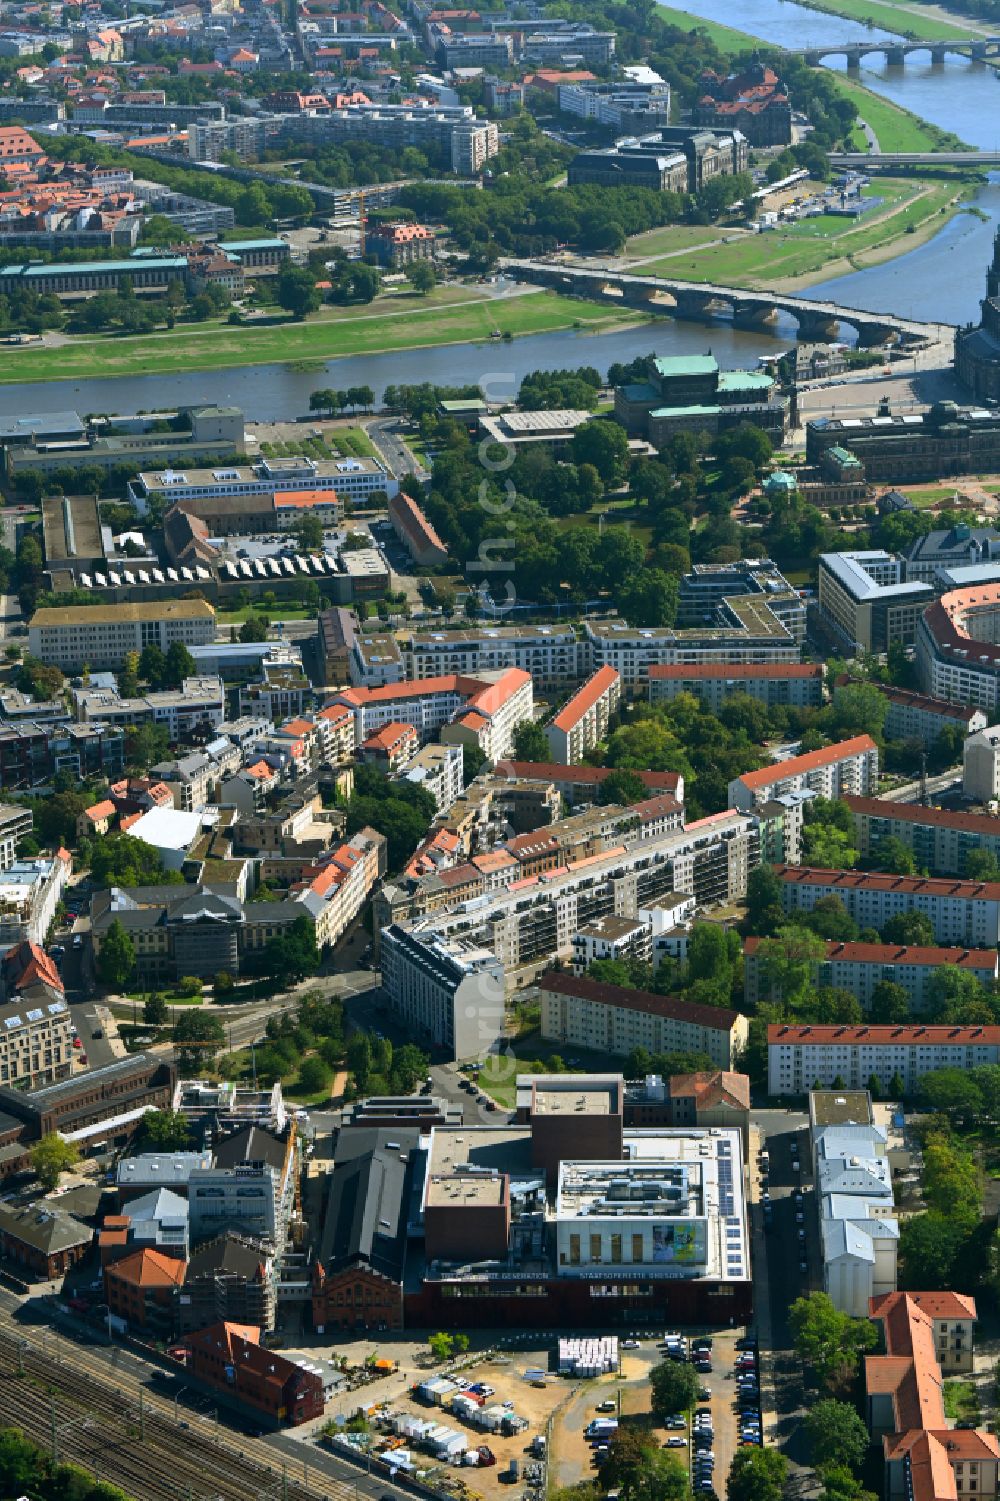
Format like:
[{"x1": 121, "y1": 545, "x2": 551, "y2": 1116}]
[
  {"x1": 781, "y1": 36, "x2": 1000, "y2": 65},
  {"x1": 505, "y1": 259, "x2": 954, "y2": 346},
  {"x1": 829, "y1": 150, "x2": 1000, "y2": 169}
]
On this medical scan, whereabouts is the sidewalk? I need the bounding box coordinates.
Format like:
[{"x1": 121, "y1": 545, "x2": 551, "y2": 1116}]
[{"x1": 748, "y1": 1123, "x2": 780, "y2": 1448}]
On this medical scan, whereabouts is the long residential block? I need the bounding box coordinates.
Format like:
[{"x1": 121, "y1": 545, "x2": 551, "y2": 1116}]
[
  {"x1": 546, "y1": 665, "x2": 621, "y2": 764},
  {"x1": 844, "y1": 794, "x2": 1000, "y2": 877},
  {"x1": 918, "y1": 580, "x2": 1000, "y2": 714},
  {"x1": 834, "y1": 678, "x2": 987, "y2": 747},
  {"x1": 775, "y1": 865, "x2": 1000, "y2": 946},
  {"x1": 729, "y1": 735, "x2": 878, "y2": 813},
  {"x1": 539, "y1": 969, "x2": 747, "y2": 1069},
  {"x1": 29, "y1": 599, "x2": 216, "y2": 673},
  {"x1": 768, "y1": 1022, "x2": 1000, "y2": 1095},
  {"x1": 745, "y1": 935, "x2": 999, "y2": 1011},
  {"x1": 649, "y1": 661, "x2": 823, "y2": 710}
]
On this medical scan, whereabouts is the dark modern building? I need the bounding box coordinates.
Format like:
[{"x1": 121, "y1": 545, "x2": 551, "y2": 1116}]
[
  {"x1": 569, "y1": 125, "x2": 748, "y2": 196},
  {"x1": 955, "y1": 228, "x2": 1000, "y2": 401}
]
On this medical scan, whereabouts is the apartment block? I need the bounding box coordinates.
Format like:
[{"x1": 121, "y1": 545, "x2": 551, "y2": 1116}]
[
  {"x1": 539, "y1": 970, "x2": 747, "y2": 1070},
  {"x1": 729, "y1": 736, "x2": 878, "y2": 813},
  {"x1": 29, "y1": 600, "x2": 216, "y2": 673},
  {"x1": 188, "y1": 1125, "x2": 296, "y2": 1251},
  {"x1": 402, "y1": 625, "x2": 583, "y2": 693},
  {"x1": 546, "y1": 666, "x2": 621, "y2": 764},
  {"x1": 584, "y1": 608, "x2": 799, "y2": 692},
  {"x1": 648, "y1": 661, "x2": 823, "y2": 711},
  {"x1": 380, "y1": 922, "x2": 505, "y2": 1059},
  {"x1": 768, "y1": 1023, "x2": 1000, "y2": 1096},
  {"x1": 746, "y1": 936, "x2": 998, "y2": 1010},
  {"x1": 870, "y1": 1290, "x2": 977, "y2": 1376},
  {"x1": 0, "y1": 987, "x2": 72, "y2": 1089},
  {"x1": 775, "y1": 865, "x2": 1000, "y2": 946},
  {"x1": 0, "y1": 804, "x2": 32, "y2": 869},
  {"x1": 73, "y1": 677, "x2": 226, "y2": 740},
  {"x1": 845, "y1": 795, "x2": 1000, "y2": 877},
  {"x1": 394, "y1": 743, "x2": 464, "y2": 815}
]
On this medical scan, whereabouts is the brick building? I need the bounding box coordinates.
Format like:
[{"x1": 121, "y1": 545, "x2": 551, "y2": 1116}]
[
  {"x1": 0, "y1": 1201, "x2": 92, "y2": 1280},
  {"x1": 187, "y1": 1321, "x2": 325, "y2": 1427}
]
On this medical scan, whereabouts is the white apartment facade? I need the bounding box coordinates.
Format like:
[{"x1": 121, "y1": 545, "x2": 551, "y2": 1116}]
[
  {"x1": 402, "y1": 625, "x2": 583, "y2": 692},
  {"x1": 775, "y1": 865, "x2": 1000, "y2": 947},
  {"x1": 730, "y1": 735, "x2": 878, "y2": 813},
  {"x1": 380, "y1": 921, "x2": 505, "y2": 1060},
  {"x1": 648, "y1": 662, "x2": 824, "y2": 711},
  {"x1": 394, "y1": 742, "x2": 464, "y2": 815},
  {"x1": 768, "y1": 1023, "x2": 1000, "y2": 1096},
  {"x1": 540, "y1": 969, "x2": 747, "y2": 1069},
  {"x1": 546, "y1": 666, "x2": 621, "y2": 764},
  {"x1": 328, "y1": 669, "x2": 533, "y2": 763},
  {"x1": 584, "y1": 618, "x2": 798, "y2": 692},
  {"x1": 964, "y1": 723, "x2": 1000, "y2": 801},
  {"x1": 845, "y1": 795, "x2": 1000, "y2": 877}
]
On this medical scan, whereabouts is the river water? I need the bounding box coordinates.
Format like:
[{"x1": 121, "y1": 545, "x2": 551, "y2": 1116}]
[{"x1": 1, "y1": 0, "x2": 997, "y2": 419}]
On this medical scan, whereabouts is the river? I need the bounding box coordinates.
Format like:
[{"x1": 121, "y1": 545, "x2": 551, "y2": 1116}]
[{"x1": 0, "y1": 0, "x2": 997, "y2": 419}]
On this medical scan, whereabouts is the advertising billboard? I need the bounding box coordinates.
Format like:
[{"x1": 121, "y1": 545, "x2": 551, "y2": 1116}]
[{"x1": 652, "y1": 1220, "x2": 706, "y2": 1266}]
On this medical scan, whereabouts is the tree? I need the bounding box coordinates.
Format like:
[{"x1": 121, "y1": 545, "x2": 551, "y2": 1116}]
[
  {"x1": 277, "y1": 264, "x2": 321, "y2": 319},
  {"x1": 803, "y1": 1400, "x2": 870, "y2": 1473},
  {"x1": 619, "y1": 569, "x2": 679, "y2": 629},
  {"x1": 900, "y1": 1213, "x2": 971, "y2": 1289},
  {"x1": 513, "y1": 718, "x2": 550, "y2": 762},
  {"x1": 164, "y1": 639, "x2": 195, "y2": 689},
  {"x1": 599, "y1": 1430, "x2": 691, "y2": 1501},
  {"x1": 172, "y1": 1010, "x2": 225, "y2": 1070},
  {"x1": 727, "y1": 1448, "x2": 787, "y2": 1501},
  {"x1": 138, "y1": 642, "x2": 167, "y2": 689},
  {"x1": 889, "y1": 1070, "x2": 906, "y2": 1098},
  {"x1": 239, "y1": 615, "x2": 270, "y2": 643},
  {"x1": 868, "y1": 980, "x2": 910, "y2": 1024},
  {"x1": 346, "y1": 1033, "x2": 373, "y2": 1091},
  {"x1": 137, "y1": 1109, "x2": 191, "y2": 1152},
  {"x1": 754, "y1": 926, "x2": 825, "y2": 1006},
  {"x1": 789, "y1": 1292, "x2": 877, "y2": 1391},
  {"x1": 746, "y1": 864, "x2": 784, "y2": 937},
  {"x1": 650, "y1": 1359, "x2": 700, "y2": 1419},
  {"x1": 428, "y1": 1331, "x2": 454, "y2": 1363},
  {"x1": 297, "y1": 1054, "x2": 331, "y2": 1096},
  {"x1": 803, "y1": 895, "x2": 858, "y2": 942},
  {"x1": 966, "y1": 849, "x2": 1000, "y2": 881},
  {"x1": 406, "y1": 259, "x2": 437, "y2": 294},
  {"x1": 96, "y1": 918, "x2": 136, "y2": 991},
  {"x1": 294, "y1": 512, "x2": 325, "y2": 552},
  {"x1": 918, "y1": 1068, "x2": 984, "y2": 1127},
  {"x1": 881, "y1": 911, "x2": 935, "y2": 947},
  {"x1": 571, "y1": 419, "x2": 629, "y2": 488},
  {"x1": 31, "y1": 1132, "x2": 80, "y2": 1191},
  {"x1": 331, "y1": 262, "x2": 381, "y2": 304},
  {"x1": 144, "y1": 992, "x2": 168, "y2": 1026},
  {"x1": 828, "y1": 682, "x2": 889, "y2": 741},
  {"x1": 868, "y1": 835, "x2": 916, "y2": 876},
  {"x1": 597, "y1": 769, "x2": 647, "y2": 806},
  {"x1": 263, "y1": 915, "x2": 320, "y2": 984}
]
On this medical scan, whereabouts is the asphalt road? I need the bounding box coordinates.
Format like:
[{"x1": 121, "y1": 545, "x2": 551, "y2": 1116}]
[{"x1": 367, "y1": 417, "x2": 427, "y2": 482}]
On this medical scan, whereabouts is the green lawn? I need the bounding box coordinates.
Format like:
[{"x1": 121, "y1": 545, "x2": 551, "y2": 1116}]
[
  {"x1": 943, "y1": 1380, "x2": 980, "y2": 1426},
  {"x1": 476, "y1": 1029, "x2": 626, "y2": 1108},
  {"x1": 217, "y1": 603, "x2": 315, "y2": 623},
  {"x1": 624, "y1": 225, "x2": 731, "y2": 260},
  {"x1": 651, "y1": 3, "x2": 759, "y2": 49},
  {"x1": 125, "y1": 987, "x2": 204, "y2": 1007},
  {"x1": 832, "y1": 76, "x2": 969, "y2": 151},
  {"x1": 1, "y1": 290, "x2": 645, "y2": 385},
  {"x1": 791, "y1": 0, "x2": 983, "y2": 39},
  {"x1": 641, "y1": 177, "x2": 960, "y2": 287}
]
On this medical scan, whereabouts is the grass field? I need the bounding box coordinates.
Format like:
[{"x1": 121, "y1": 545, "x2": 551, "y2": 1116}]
[
  {"x1": 217, "y1": 604, "x2": 315, "y2": 623},
  {"x1": 792, "y1": 0, "x2": 983, "y2": 39},
  {"x1": 832, "y1": 75, "x2": 969, "y2": 150},
  {"x1": 641, "y1": 177, "x2": 960, "y2": 287},
  {"x1": 624, "y1": 225, "x2": 730, "y2": 259},
  {"x1": 0, "y1": 289, "x2": 645, "y2": 385},
  {"x1": 651, "y1": 3, "x2": 759, "y2": 48}
]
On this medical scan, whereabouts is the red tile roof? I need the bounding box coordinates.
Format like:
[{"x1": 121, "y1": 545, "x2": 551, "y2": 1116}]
[
  {"x1": 737, "y1": 735, "x2": 876, "y2": 792},
  {"x1": 746, "y1": 936, "x2": 998, "y2": 970},
  {"x1": 773, "y1": 865, "x2": 1000, "y2": 901},
  {"x1": 871, "y1": 1290, "x2": 977, "y2": 1323},
  {"x1": 493, "y1": 761, "x2": 682, "y2": 795},
  {"x1": 107, "y1": 1247, "x2": 186, "y2": 1288},
  {"x1": 846, "y1": 794, "x2": 1000, "y2": 835},
  {"x1": 769, "y1": 1023, "x2": 1000, "y2": 1046},
  {"x1": 550, "y1": 666, "x2": 620, "y2": 734},
  {"x1": 540, "y1": 970, "x2": 741, "y2": 1032}
]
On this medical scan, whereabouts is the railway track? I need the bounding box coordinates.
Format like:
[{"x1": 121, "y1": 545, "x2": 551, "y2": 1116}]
[{"x1": 0, "y1": 1330, "x2": 339, "y2": 1501}]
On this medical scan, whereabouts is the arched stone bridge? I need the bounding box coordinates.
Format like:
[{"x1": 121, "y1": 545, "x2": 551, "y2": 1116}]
[
  {"x1": 782, "y1": 36, "x2": 1000, "y2": 66},
  {"x1": 505, "y1": 259, "x2": 951, "y2": 347}
]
